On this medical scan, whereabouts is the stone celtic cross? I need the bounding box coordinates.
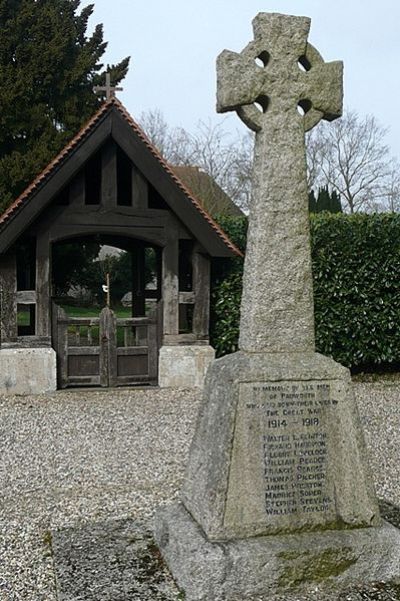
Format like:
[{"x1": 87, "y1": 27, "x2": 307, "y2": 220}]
[
  {"x1": 156, "y1": 16, "x2": 400, "y2": 597},
  {"x1": 217, "y1": 13, "x2": 343, "y2": 353},
  {"x1": 94, "y1": 72, "x2": 123, "y2": 100}
]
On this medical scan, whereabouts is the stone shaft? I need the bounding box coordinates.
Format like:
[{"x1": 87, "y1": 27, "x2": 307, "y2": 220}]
[
  {"x1": 215, "y1": 12, "x2": 343, "y2": 353},
  {"x1": 239, "y1": 115, "x2": 315, "y2": 352}
]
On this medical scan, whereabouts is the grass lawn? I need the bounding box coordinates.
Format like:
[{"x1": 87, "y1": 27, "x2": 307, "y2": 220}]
[
  {"x1": 59, "y1": 305, "x2": 145, "y2": 347},
  {"x1": 61, "y1": 305, "x2": 132, "y2": 318}
]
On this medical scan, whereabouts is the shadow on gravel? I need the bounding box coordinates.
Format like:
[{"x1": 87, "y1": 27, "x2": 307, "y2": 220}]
[
  {"x1": 50, "y1": 500, "x2": 400, "y2": 601},
  {"x1": 51, "y1": 518, "x2": 182, "y2": 600}
]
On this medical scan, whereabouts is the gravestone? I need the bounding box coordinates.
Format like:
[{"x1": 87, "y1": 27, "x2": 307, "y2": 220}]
[{"x1": 155, "y1": 13, "x2": 400, "y2": 600}]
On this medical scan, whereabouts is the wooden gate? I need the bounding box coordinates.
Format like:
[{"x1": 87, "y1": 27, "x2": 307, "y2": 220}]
[{"x1": 52, "y1": 305, "x2": 158, "y2": 388}]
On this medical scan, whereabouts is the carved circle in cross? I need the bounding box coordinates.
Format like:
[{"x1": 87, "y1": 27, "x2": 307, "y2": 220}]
[{"x1": 237, "y1": 43, "x2": 326, "y2": 133}]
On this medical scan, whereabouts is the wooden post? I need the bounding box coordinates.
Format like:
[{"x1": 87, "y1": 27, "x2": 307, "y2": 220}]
[
  {"x1": 55, "y1": 304, "x2": 68, "y2": 389},
  {"x1": 51, "y1": 301, "x2": 58, "y2": 353},
  {"x1": 100, "y1": 306, "x2": 117, "y2": 387},
  {"x1": 0, "y1": 250, "x2": 17, "y2": 342},
  {"x1": 132, "y1": 242, "x2": 146, "y2": 317},
  {"x1": 101, "y1": 140, "x2": 118, "y2": 210},
  {"x1": 132, "y1": 166, "x2": 148, "y2": 209},
  {"x1": 162, "y1": 233, "x2": 179, "y2": 340},
  {"x1": 147, "y1": 318, "x2": 158, "y2": 382},
  {"x1": 69, "y1": 171, "x2": 85, "y2": 206},
  {"x1": 107, "y1": 307, "x2": 117, "y2": 387},
  {"x1": 36, "y1": 232, "x2": 51, "y2": 338},
  {"x1": 193, "y1": 248, "x2": 211, "y2": 340},
  {"x1": 100, "y1": 307, "x2": 109, "y2": 387},
  {"x1": 106, "y1": 272, "x2": 111, "y2": 307},
  {"x1": 156, "y1": 247, "x2": 162, "y2": 301}
]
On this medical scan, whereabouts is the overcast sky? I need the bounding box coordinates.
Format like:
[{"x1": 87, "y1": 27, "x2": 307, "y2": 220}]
[{"x1": 81, "y1": 0, "x2": 400, "y2": 159}]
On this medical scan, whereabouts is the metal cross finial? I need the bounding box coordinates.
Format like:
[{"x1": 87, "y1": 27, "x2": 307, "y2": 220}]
[{"x1": 93, "y1": 72, "x2": 123, "y2": 100}]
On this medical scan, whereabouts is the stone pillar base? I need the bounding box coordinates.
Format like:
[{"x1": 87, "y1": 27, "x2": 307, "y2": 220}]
[
  {"x1": 158, "y1": 345, "x2": 215, "y2": 389},
  {"x1": 0, "y1": 348, "x2": 57, "y2": 395},
  {"x1": 155, "y1": 503, "x2": 400, "y2": 601}
]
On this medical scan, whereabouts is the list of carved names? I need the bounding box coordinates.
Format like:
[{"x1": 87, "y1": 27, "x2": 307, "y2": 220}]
[{"x1": 243, "y1": 381, "x2": 338, "y2": 517}]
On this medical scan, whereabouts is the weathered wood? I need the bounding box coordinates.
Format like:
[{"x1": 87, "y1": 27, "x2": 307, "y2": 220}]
[
  {"x1": 116, "y1": 316, "x2": 155, "y2": 326},
  {"x1": 67, "y1": 346, "x2": 100, "y2": 355},
  {"x1": 162, "y1": 229, "x2": 179, "y2": 337},
  {"x1": 0, "y1": 250, "x2": 17, "y2": 342},
  {"x1": 57, "y1": 316, "x2": 100, "y2": 326},
  {"x1": 51, "y1": 302, "x2": 58, "y2": 356},
  {"x1": 49, "y1": 208, "x2": 168, "y2": 229},
  {"x1": 69, "y1": 171, "x2": 85, "y2": 206},
  {"x1": 67, "y1": 375, "x2": 100, "y2": 386},
  {"x1": 36, "y1": 232, "x2": 50, "y2": 337},
  {"x1": 49, "y1": 223, "x2": 166, "y2": 247},
  {"x1": 56, "y1": 305, "x2": 69, "y2": 388},
  {"x1": 16, "y1": 290, "x2": 37, "y2": 304},
  {"x1": 36, "y1": 203, "x2": 169, "y2": 234},
  {"x1": 115, "y1": 374, "x2": 153, "y2": 384},
  {"x1": 132, "y1": 165, "x2": 148, "y2": 209},
  {"x1": 147, "y1": 321, "x2": 158, "y2": 381},
  {"x1": 99, "y1": 307, "x2": 109, "y2": 387},
  {"x1": 156, "y1": 300, "x2": 163, "y2": 350},
  {"x1": 179, "y1": 291, "x2": 196, "y2": 304},
  {"x1": 0, "y1": 116, "x2": 112, "y2": 254},
  {"x1": 101, "y1": 140, "x2": 118, "y2": 210},
  {"x1": 54, "y1": 304, "x2": 160, "y2": 387},
  {"x1": 0, "y1": 105, "x2": 238, "y2": 266},
  {"x1": 156, "y1": 247, "x2": 162, "y2": 301},
  {"x1": 132, "y1": 242, "x2": 146, "y2": 317},
  {"x1": 192, "y1": 249, "x2": 211, "y2": 340},
  {"x1": 108, "y1": 308, "x2": 118, "y2": 387},
  {"x1": 116, "y1": 346, "x2": 149, "y2": 356},
  {"x1": 99, "y1": 306, "x2": 118, "y2": 387},
  {"x1": 50, "y1": 205, "x2": 168, "y2": 220}
]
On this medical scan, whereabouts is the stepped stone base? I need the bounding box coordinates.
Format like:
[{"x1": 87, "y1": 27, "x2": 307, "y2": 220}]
[
  {"x1": 0, "y1": 347, "x2": 57, "y2": 395},
  {"x1": 158, "y1": 345, "x2": 215, "y2": 389},
  {"x1": 155, "y1": 503, "x2": 400, "y2": 601}
]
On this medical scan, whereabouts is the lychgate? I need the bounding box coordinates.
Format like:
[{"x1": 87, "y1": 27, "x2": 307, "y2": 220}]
[{"x1": 0, "y1": 98, "x2": 239, "y2": 392}]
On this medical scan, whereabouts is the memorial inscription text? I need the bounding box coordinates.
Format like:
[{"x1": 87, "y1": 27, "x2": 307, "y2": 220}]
[{"x1": 241, "y1": 380, "x2": 338, "y2": 517}]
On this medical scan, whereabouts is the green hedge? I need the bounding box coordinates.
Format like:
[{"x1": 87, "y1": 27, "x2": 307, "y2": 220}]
[
  {"x1": 210, "y1": 215, "x2": 246, "y2": 356},
  {"x1": 211, "y1": 213, "x2": 400, "y2": 371}
]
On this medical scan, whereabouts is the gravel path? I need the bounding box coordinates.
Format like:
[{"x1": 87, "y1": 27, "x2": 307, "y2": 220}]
[{"x1": 0, "y1": 381, "x2": 399, "y2": 600}]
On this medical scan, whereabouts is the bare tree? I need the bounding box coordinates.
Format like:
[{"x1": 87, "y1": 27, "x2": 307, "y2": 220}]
[
  {"x1": 306, "y1": 110, "x2": 394, "y2": 213},
  {"x1": 139, "y1": 109, "x2": 253, "y2": 213},
  {"x1": 374, "y1": 159, "x2": 400, "y2": 212},
  {"x1": 138, "y1": 109, "x2": 188, "y2": 164}
]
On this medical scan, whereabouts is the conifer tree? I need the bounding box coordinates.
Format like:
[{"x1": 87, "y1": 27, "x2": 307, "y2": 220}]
[
  {"x1": 309, "y1": 186, "x2": 342, "y2": 214},
  {"x1": 0, "y1": 0, "x2": 129, "y2": 211},
  {"x1": 308, "y1": 189, "x2": 317, "y2": 213}
]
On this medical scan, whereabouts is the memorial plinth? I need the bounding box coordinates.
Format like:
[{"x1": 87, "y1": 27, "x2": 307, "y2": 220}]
[
  {"x1": 182, "y1": 353, "x2": 378, "y2": 542},
  {"x1": 155, "y1": 13, "x2": 400, "y2": 600}
]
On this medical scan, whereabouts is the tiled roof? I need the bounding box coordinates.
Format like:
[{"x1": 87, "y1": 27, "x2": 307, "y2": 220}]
[
  {"x1": 0, "y1": 98, "x2": 242, "y2": 257},
  {"x1": 173, "y1": 165, "x2": 244, "y2": 218}
]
